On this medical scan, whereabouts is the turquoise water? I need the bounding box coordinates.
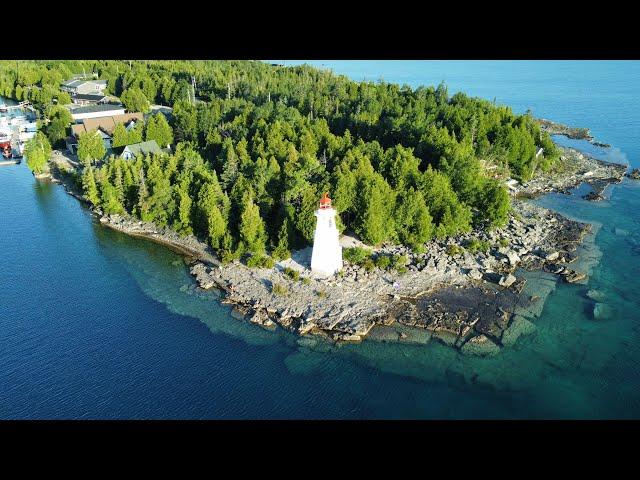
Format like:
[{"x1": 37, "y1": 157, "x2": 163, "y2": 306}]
[{"x1": 2, "y1": 61, "x2": 640, "y2": 418}]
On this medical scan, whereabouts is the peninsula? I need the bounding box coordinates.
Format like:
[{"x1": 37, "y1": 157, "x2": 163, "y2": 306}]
[{"x1": 3, "y1": 60, "x2": 629, "y2": 356}]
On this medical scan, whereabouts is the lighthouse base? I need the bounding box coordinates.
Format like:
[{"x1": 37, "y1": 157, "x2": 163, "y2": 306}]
[{"x1": 311, "y1": 240, "x2": 343, "y2": 278}]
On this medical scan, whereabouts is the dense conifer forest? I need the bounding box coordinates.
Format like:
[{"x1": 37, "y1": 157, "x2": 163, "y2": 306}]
[{"x1": 1, "y1": 60, "x2": 560, "y2": 261}]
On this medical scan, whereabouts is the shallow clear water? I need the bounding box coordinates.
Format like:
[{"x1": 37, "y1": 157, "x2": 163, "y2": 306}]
[{"x1": 2, "y1": 61, "x2": 640, "y2": 419}]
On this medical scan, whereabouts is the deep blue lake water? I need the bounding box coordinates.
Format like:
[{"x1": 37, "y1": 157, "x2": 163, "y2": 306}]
[{"x1": 2, "y1": 61, "x2": 640, "y2": 419}]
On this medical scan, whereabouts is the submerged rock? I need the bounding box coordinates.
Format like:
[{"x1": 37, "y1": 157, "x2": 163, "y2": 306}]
[
  {"x1": 501, "y1": 315, "x2": 537, "y2": 347},
  {"x1": 586, "y1": 289, "x2": 607, "y2": 302},
  {"x1": 593, "y1": 302, "x2": 614, "y2": 320},
  {"x1": 460, "y1": 335, "x2": 501, "y2": 357}
]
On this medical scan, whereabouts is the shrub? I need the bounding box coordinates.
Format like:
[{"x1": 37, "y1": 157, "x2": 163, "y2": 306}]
[
  {"x1": 284, "y1": 267, "x2": 300, "y2": 281},
  {"x1": 220, "y1": 250, "x2": 238, "y2": 264},
  {"x1": 498, "y1": 238, "x2": 510, "y2": 248},
  {"x1": 301, "y1": 277, "x2": 311, "y2": 285},
  {"x1": 446, "y1": 244, "x2": 464, "y2": 257},
  {"x1": 396, "y1": 266, "x2": 408, "y2": 275},
  {"x1": 246, "y1": 255, "x2": 275, "y2": 269},
  {"x1": 316, "y1": 289, "x2": 327, "y2": 298},
  {"x1": 272, "y1": 282, "x2": 288, "y2": 296},
  {"x1": 390, "y1": 254, "x2": 408, "y2": 270},
  {"x1": 466, "y1": 238, "x2": 491, "y2": 254},
  {"x1": 343, "y1": 247, "x2": 370, "y2": 265},
  {"x1": 362, "y1": 257, "x2": 376, "y2": 272},
  {"x1": 412, "y1": 244, "x2": 426, "y2": 254},
  {"x1": 374, "y1": 254, "x2": 391, "y2": 270}
]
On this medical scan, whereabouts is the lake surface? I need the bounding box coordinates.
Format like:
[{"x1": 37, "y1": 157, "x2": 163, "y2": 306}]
[{"x1": 2, "y1": 61, "x2": 640, "y2": 419}]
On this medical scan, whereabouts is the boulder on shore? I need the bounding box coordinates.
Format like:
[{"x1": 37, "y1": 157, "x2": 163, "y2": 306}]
[
  {"x1": 499, "y1": 274, "x2": 517, "y2": 288},
  {"x1": 467, "y1": 269, "x2": 483, "y2": 280},
  {"x1": 544, "y1": 251, "x2": 559, "y2": 261}
]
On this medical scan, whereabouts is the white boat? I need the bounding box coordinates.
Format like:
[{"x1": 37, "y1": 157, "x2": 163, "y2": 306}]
[
  {"x1": 21, "y1": 122, "x2": 37, "y2": 133},
  {"x1": 10, "y1": 116, "x2": 27, "y2": 126},
  {"x1": 18, "y1": 131, "x2": 35, "y2": 142}
]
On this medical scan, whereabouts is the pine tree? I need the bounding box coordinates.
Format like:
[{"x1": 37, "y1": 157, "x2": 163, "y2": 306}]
[
  {"x1": 145, "y1": 113, "x2": 173, "y2": 148},
  {"x1": 354, "y1": 173, "x2": 395, "y2": 246},
  {"x1": 112, "y1": 160, "x2": 125, "y2": 205},
  {"x1": 220, "y1": 139, "x2": 239, "y2": 190},
  {"x1": 136, "y1": 168, "x2": 152, "y2": 221},
  {"x1": 81, "y1": 166, "x2": 100, "y2": 206},
  {"x1": 98, "y1": 176, "x2": 124, "y2": 215},
  {"x1": 197, "y1": 179, "x2": 228, "y2": 249},
  {"x1": 272, "y1": 217, "x2": 291, "y2": 260},
  {"x1": 238, "y1": 193, "x2": 267, "y2": 255},
  {"x1": 111, "y1": 123, "x2": 128, "y2": 148},
  {"x1": 395, "y1": 187, "x2": 433, "y2": 249},
  {"x1": 172, "y1": 175, "x2": 193, "y2": 236}
]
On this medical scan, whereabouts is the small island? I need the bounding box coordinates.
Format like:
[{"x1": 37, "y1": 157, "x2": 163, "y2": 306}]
[{"x1": 2, "y1": 60, "x2": 630, "y2": 356}]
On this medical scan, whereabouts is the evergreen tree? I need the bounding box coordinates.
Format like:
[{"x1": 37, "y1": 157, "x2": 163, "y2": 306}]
[
  {"x1": 477, "y1": 180, "x2": 511, "y2": 229},
  {"x1": 220, "y1": 139, "x2": 239, "y2": 190},
  {"x1": 395, "y1": 187, "x2": 433, "y2": 249},
  {"x1": 238, "y1": 193, "x2": 267, "y2": 255},
  {"x1": 145, "y1": 113, "x2": 173, "y2": 148},
  {"x1": 197, "y1": 178, "x2": 228, "y2": 249},
  {"x1": 353, "y1": 173, "x2": 395, "y2": 246},
  {"x1": 97, "y1": 175, "x2": 124, "y2": 215},
  {"x1": 81, "y1": 166, "x2": 100, "y2": 206},
  {"x1": 136, "y1": 168, "x2": 152, "y2": 222},
  {"x1": 272, "y1": 217, "x2": 291, "y2": 261},
  {"x1": 120, "y1": 87, "x2": 150, "y2": 113},
  {"x1": 172, "y1": 174, "x2": 193, "y2": 236},
  {"x1": 111, "y1": 123, "x2": 128, "y2": 148}
]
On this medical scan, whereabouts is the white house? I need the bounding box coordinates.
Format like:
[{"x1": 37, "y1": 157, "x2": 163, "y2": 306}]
[{"x1": 61, "y1": 79, "x2": 108, "y2": 95}]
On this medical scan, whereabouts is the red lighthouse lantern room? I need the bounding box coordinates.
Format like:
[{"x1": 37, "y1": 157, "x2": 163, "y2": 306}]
[{"x1": 319, "y1": 192, "x2": 332, "y2": 209}]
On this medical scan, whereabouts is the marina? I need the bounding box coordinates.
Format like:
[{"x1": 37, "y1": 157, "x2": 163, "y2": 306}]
[{"x1": 0, "y1": 98, "x2": 37, "y2": 163}]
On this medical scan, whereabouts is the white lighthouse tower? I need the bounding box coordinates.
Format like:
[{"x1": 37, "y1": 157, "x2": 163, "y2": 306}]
[{"x1": 311, "y1": 192, "x2": 343, "y2": 277}]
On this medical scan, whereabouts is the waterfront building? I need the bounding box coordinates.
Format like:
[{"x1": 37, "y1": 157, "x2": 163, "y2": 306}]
[{"x1": 69, "y1": 104, "x2": 126, "y2": 122}]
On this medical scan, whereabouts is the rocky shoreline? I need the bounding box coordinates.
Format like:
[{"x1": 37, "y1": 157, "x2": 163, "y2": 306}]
[
  {"x1": 537, "y1": 118, "x2": 613, "y2": 148},
  {"x1": 516, "y1": 146, "x2": 627, "y2": 200},
  {"x1": 45, "y1": 144, "x2": 627, "y2": 356},
  {"x1": 186, "y1": 200, "x2": 592, "y2": 353}
]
